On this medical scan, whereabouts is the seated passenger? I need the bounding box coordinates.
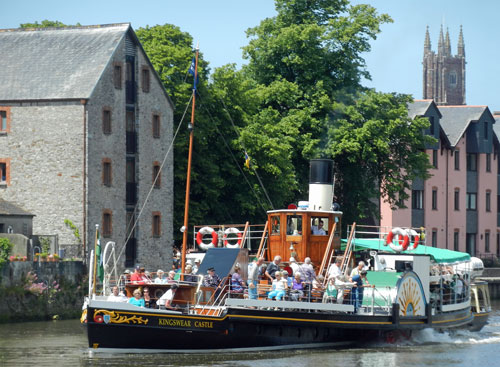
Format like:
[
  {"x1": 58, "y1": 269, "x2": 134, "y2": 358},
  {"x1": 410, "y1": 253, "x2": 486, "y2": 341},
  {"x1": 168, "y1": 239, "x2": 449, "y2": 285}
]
[
  {"x1": 323, "y1": 277, "x2": 338, "y2": 303},
  {"x1": 143, "y1": 287, "x2": 154, "y2": 308},
  {"x1": 268, "y1": 271, "x2": 288, "y2": 301},
  {"x1": 157, "y1": 284, "x2": 179, "y2": 310},
  {"x1": 166, "y1": 270, "x2": 177, "y2": 284},
  {"x1": 231, "y1": 265, "x2": 245, "y2": 293},
  {"x1": 154, "y1": 269, "x2": 167, "y2": 284},
  {"x1": 107, "y1": 286, "x2": 127, "y2": 302},
  {"x1": 203, "y1": 267, "x2": 221, "y2": 289},
  {"x1": 290, "y1": 272, "x2": 304, "y2": 301},
  {"x1": 282, "y1": 270, "x2": 293, "y2": 288},
  {"x1": 128, "y1": 289, "x2": 145, "y2": 307},
  {"x1": 184, "y1": 264, "x2": 198, "y2": 283}
]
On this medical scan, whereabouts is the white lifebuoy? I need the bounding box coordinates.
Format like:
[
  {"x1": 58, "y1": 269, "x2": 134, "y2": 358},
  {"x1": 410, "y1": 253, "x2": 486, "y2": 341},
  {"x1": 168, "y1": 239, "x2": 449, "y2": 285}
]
[
  {"x1": 196, "y1": 227, "x2": 218, "y2": 251},
  {"x1": 223, "y1": 227, "x2": 242, "y2": 248},
  {"x1": 406, "y1": 229, "x2": 420, "y2": 251},
  {"x1": 386, "y1": 227, "x2": 409, "y2": 252}
]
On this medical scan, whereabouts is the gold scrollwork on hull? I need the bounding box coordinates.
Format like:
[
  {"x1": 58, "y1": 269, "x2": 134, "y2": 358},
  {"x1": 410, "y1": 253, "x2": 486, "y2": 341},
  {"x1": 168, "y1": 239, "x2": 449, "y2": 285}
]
[{"x1": 94, "y1": 309, "x2": 149, "y2": 325}]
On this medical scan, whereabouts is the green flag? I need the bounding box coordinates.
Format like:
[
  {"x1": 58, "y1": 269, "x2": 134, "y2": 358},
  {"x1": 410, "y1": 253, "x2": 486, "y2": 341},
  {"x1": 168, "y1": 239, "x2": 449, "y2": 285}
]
[{"x1": 95, "y1": 228, "x2": 104, "y2": 282}]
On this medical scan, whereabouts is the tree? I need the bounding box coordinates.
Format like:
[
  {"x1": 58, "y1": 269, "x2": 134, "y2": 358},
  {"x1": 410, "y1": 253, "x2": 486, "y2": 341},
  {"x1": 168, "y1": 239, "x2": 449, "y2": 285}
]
[{"x1": 20, "y1": 20, "x2": 78, "y2": 28}]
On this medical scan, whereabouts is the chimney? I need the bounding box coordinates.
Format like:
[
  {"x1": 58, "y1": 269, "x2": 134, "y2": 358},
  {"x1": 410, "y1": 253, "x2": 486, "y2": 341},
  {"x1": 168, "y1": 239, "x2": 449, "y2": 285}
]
[{"x1": 308, "y1": 159, "x2": 334, "y2": 211}]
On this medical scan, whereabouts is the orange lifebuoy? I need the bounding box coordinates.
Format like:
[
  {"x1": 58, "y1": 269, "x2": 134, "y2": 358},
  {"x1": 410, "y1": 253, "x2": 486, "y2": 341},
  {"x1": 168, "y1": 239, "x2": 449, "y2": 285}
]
[
  {"x1": 196, "y1": 227, "x2": 218, "y2": 251},
  {"x1": 223, "y1": 227, "x2": 242, "y2": 248}
]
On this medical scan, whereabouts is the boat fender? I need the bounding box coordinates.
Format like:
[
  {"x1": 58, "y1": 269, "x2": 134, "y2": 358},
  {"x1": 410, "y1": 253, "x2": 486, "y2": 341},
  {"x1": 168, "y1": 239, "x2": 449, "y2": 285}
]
[
  {"x1": 196, "y1": 227, "x2": 218, "y2": 251},
  {"x1": 223, "y1": 227, "x2": 242, "y2": 248},
  {"x1": 406, "y1": 229, "x2": 420, "y2": 251},
  {"x1": 386, "y1": 227, "x2": 409, "y2": 252}
]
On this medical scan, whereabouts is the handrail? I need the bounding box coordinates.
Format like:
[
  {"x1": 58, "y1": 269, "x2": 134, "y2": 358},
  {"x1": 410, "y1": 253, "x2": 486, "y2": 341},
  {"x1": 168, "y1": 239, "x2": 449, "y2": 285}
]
[
  {"x1": 256, "y1": 220, "x2": 269, "y2": 259},
  {"x1": 318, "y1": 222, "x2": 338, "y2": 284},
  {"x1": 240, "y1": 221, "x2": 250, "y2": 248},
  {"x1": 341, "y1": 222, "x2": 356, "y2": 275}
]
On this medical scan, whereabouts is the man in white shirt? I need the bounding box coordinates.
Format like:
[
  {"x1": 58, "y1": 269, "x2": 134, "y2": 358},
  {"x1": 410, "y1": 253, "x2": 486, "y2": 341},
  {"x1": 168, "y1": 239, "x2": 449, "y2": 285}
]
[
  {"x1": 327, "y1": 257, "x2": 343, "y2": 280},
  {"x1": 107, "y1": 286, "x2": 127, "y2": 302},
  {"x1": 350, "y1": 261, "x2": 365, "y2": 277},
  {"x1": 248, "y1": 257, "x2": 264, "y2": 300},
  {"x1": 312, "y1": 220, "x2": 326, "y2": 235},
  {"x1": 157, "y1": 284, "x2": 179, "y2": 310}
]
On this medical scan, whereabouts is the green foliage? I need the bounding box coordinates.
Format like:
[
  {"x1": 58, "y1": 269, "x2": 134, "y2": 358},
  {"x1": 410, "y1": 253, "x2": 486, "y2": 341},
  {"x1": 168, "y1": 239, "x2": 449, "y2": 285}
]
[
  {"x1": 64, "y1": 219, "x2": 81, "y2": 244},
  {"x1": 0, "y1": 237, "x2": 14, "y2": 269},
  {"x1": 19, "y1": 20, "x2": 79, "y2": 28},
  {"x1": 39, "y1": 237, "x2": 51, "y2": 254}
]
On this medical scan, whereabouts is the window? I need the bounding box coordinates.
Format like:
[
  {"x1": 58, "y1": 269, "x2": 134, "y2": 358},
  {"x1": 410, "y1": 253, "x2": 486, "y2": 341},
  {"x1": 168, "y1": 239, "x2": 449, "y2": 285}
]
[
  {"x1": 113, "y1": 63, "x2": 122, "y2": 89},
  {"x1": 429, "y1": 116, "x2": 435, "y2": 135},
  {"x1": 286, "y1": 215, "x2": 303, "y2": 235},
  {"x1": 142, "y1": 67, "x2": 150, "y2": 93},
  {"x1": 466, "y1": 233, "x2": 476, "y2": 256},
  {"x1": 454, "y1": 189, "x2": 460, "y2": 210},
  {"x1": 102, "y1": 109, "x2": 112, "y2": 134},
  {"x1": 454, "y1": 230, "x2": 459, "y2": 251},
  {"x1": 432, "y1": 150, "x2": 438, "y2": 168},
  {"x1": 271, "y1": 215, "x2": 280, "y2": 235},
  {"x1": 497, "y1": 233, "x2": 500, "y2": 257},
  {"x1": 454, "y1": 150, "x2": 460, "y2": 170},
  {"x1": 0, "y1": 159, "x2": 10, "y2": 185},
  {"x1": 412, "y1": 190, "x2": 424, "y2": 209},
  {"x1": 102, "y1": 159, "x2": 112, "y2": 186},
  {"x1": 431, "y1": 188, "x2": 437, "y2": 210},
  {"x1": 0, "y1": 107, "x2": 10, "y2": 133},
  {"x1": 152, "y1": 114, "x2": 160, "y2": 138},
  {"x1": 449, "y1": 71, "x2": 457, "y2": 86},
  {"x1": 486, "y1": 153, "x2": 491, "y2": 172},
  {"x1": 467, "y1": 153, "x2": 477, "y2": 171},
  {"x1": 153, "y1": 162, "x2": 161, "y2": 188},
  {"x1": 102, "y1": 210, "x2": 112, "y2": 237},
  {"x1": 486, "y1": 191, "x2": 491, "y2": 212},
  {"x1": 466, "y1": 193, "x2": 477, "y2": 210},
  {"x1": 152, "y1": 212, "x2": 161, "y2": 237},
  {"x1": 485, "y1": 121, "x2": 489, "y2": 140},
  {"x1": 485, "y1": 231, "x2": 490, "y2": 253},
  {"x1": 311, "y1": 217, "x2": 329, "y2": 236},
  {"x1": 431, "y1": 229, "x2": 437, "y2": 247}
]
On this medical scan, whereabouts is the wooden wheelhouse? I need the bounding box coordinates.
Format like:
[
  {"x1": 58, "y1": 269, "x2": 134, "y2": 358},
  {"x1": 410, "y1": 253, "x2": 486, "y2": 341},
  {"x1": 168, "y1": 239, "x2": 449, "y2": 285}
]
[{"x1": 266, "y1": 209, "x2": 342, "y2": 265}]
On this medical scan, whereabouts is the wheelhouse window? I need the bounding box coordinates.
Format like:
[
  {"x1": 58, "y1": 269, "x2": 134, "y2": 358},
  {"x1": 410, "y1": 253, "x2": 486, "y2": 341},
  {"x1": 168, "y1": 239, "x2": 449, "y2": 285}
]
[
  {"x1": 271, "y1": 215, "x2": 280, "y2": 235},
  {"x1": 412, "y1": 190, "x2": 424, "y2": 210},
  {"x1": 152, "y1": 212, "x2": 161, "y2": 237},
  {"x1": 311, "y1": 217, "x2": 328, "y2": 236},
  {"x1": 286, "y1": 215, "x2": 302, "y2": 235},
  {"x1": 466, "y1": 193, "x2": 477, "y2": 210}
]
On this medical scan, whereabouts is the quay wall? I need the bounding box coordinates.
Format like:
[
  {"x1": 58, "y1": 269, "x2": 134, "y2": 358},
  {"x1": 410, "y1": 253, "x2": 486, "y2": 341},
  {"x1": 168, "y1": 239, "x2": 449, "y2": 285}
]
[{"x1": 0, "y1": 261, "x2": 86, "y2": 323}]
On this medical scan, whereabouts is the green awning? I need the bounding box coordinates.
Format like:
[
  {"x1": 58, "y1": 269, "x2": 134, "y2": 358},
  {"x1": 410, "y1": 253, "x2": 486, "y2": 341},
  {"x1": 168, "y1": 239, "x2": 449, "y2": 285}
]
[{"x1": 341, "y1": 238, "x2": 471, "y2": 264}]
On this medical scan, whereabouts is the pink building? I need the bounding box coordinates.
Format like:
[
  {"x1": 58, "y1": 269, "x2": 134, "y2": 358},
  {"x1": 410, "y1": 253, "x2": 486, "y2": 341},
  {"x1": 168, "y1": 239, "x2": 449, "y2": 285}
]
[{"x1": 380, "y1": 100, "x2": 498, "y2": 258}]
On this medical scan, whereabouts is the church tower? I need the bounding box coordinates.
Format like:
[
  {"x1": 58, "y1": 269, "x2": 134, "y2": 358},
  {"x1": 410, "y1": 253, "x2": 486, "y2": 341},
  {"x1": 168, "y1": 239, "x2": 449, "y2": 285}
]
[{"x1": 423, "y1": 26, "x2": 466, "y2": 105}]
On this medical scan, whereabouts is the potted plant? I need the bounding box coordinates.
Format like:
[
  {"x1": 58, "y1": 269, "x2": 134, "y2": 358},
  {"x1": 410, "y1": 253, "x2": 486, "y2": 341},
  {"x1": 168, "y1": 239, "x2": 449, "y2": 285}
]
[
  {"x1": 34, "y1": 253, "x2": 40, "y2": 262},
  {"x1": 21, "y1": 255, "x2": 27, "y2": 261},
  {"x1": 40, "y1": 253, "x2": 48, "y2": 262},
  {"x1": 9, "y1": 255, "x2": 16, "y2": 262},
  {"x1": 48, "y1": 254, "x2": 55, "y2": 262},
  {"x1": 53, "y1": 253, "x2": 60, "y2": 262}
]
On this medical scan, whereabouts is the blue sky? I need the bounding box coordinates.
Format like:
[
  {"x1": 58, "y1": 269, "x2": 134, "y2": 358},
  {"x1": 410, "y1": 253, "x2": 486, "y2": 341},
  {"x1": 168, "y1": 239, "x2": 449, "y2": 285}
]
[{"x1": 2, "y1": 0, "x2": 498, "y2": 111}]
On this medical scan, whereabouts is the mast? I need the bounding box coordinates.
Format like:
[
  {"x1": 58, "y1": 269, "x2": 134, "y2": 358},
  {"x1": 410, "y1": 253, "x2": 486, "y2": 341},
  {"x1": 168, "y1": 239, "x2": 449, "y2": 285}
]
[{"x1": 181, "y1": 45, "x2": 199, "y2": 278}]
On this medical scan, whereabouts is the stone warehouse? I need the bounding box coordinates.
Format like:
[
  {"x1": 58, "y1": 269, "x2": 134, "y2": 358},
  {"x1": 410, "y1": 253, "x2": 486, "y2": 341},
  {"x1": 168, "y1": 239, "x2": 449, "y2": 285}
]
[{"x1": 0, "y1": 23, "x2": 174, "y2": 270}]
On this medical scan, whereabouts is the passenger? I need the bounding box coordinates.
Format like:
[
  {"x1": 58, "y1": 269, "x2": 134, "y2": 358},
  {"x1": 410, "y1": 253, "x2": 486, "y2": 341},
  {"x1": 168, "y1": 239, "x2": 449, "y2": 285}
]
[
  {"x1": 184, "y1": 264, "x2": 198, "y2": 283},
  {"x1": 231, "y1": 265, "x2": 245, "y2": 293},
  {"x1": 299, "y1": 257, "x2": 317, "y2": 298},
  {"x1": 351, "y1": 270, "x2": 370, "y2": 311},
  {"x1": 157, "y1": 284, "x2": 179, "y2": 310},
  {"x1": 267, "y1": 271, "x2": 288, "y2": 301},
  {"x1": 350, "y1": 261, "x2": 365, "y2": 277},
  {"x1": 128, "y1": 288, "x2": 145, "y2": 307},
  {"x1": 203, "y1": 267, "x2": 222, "y2": 299},
  {"x1": 143, "y1": 287, "x2": 153, "y2": 308},
  {"x1": 290, "y1": 272, "x2": 304, "y2": 302},
  {"x1": 323, "y1": 277, "x2": 337, "y2": 303},
  {"x1": 453, "y1": 274, "x2": 464, "y2": 302},
  {"x1": 282, "y1": 270, "x2": 293, "y2": 288},
  {"x1": 259, "y1": 263, "x2": 268, "y2": 281},
  {"x1": 265, "y1": 256, "x2": 282, "y2": 282},
  {"x1": 154, "y1": 269, "x2": 167, "y2": 284},
  {"x1": 313, "y1": 274, "x2": 325, "y2": 290},
  {"x1": 289, "y1": 257, "x2": 300, "y2": 276},
  {"x1": 166, "y1": 270, "x2": 177, "y2": 284},
  {"x1": 193, "y1": 258, "x2": 201, "y2": 274},
  {"x1": 327, "y1": 257, "x2": 343, "y2": 281},
  {"x1": 248, "y1": 257, "x2": 264, "y2": 300},
  {"x1": 129, "y1": 265, "x2": 143, "y2": 284},
  {"x1": 107, "y1": 286, "x2": 127, "y2": 302},
  {"x1": 335, "y1": 274, "x2": 355, "y2": 304}
]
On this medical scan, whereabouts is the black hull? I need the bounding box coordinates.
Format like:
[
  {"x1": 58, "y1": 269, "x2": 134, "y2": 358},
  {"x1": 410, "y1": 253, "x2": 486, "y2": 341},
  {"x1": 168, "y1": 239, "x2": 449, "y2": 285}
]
[{"x1": 85, "y1": 304, "x2": 475, "y2": 352}]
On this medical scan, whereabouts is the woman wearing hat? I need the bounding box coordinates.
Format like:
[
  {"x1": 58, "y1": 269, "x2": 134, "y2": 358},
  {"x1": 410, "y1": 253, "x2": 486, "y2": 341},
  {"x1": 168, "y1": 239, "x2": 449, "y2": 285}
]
[{"x1": 154, "y1": 270, "x2": 167, "y2": 284}]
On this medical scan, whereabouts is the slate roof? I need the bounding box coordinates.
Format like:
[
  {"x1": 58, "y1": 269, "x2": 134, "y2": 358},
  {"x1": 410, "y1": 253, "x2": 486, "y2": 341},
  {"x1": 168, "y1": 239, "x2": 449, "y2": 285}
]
[
  {"x1": 0, "y1": 199, "x2": 34, "y2": 216},
  {"x1": 493, "y1": 116, "x2": 500, "y2": 144},
  {"x1": 0, "y1": 24, "x2": 129, "y2": 101},
  {"x1": 408, "y1": 100, "x2": 436, "y2": 119},
  {"x1": 438, "y1": 106, "x2": 489, "y2": 146}
]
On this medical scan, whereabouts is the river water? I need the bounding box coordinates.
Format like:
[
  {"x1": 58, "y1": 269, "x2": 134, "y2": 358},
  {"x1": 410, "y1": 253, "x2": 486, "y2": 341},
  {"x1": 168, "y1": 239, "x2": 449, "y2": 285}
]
[{"x1": 1, "y1": 301, "x2": 500, "y2": 367}]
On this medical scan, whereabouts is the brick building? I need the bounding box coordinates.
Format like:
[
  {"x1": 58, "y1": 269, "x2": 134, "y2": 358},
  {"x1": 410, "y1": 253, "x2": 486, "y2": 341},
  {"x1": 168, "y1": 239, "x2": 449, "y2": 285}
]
[{"x1": 0, "y1": 24, "x2": 174, "y2": 270}]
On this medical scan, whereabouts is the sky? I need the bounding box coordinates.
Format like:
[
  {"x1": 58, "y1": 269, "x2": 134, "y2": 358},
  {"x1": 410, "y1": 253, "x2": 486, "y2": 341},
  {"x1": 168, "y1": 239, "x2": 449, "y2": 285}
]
[{"x1": 1, "y1": 0, "x2": 499, "y2": 111}]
